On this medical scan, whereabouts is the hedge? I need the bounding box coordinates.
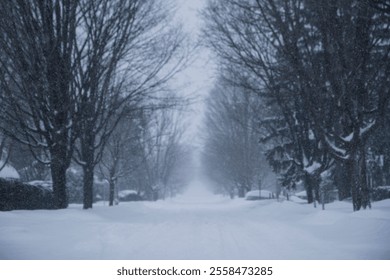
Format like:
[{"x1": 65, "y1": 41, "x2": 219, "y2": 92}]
[{"x1": 0, "y1": 178, "x2": 54, "y2": 211}]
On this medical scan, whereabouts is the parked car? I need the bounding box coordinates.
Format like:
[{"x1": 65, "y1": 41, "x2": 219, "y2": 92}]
[
  {"x1": 118, "y1": 189, "x2": 143, "y2": 201},
  {"x1": 245, "y1": 190, "x2": 274, "y2": 200}
]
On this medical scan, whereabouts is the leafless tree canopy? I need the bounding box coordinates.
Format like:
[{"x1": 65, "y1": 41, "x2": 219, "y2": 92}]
[
  {"x1": 0, "y1": 0, "x2": 188, "y2": 209},
  {"x1": 203, "y1": 0, "x2": 390, "y2": 210}
]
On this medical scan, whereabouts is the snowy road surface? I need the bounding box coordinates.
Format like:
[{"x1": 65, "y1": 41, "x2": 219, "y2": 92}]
[{"x1": 1, "y1": 183, "x2": 390, "y2": 259}]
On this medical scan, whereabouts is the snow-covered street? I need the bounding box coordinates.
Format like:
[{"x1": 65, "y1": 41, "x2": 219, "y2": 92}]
[{"x1": 1, "y1": 182, "x2": 389, "y2": 260}]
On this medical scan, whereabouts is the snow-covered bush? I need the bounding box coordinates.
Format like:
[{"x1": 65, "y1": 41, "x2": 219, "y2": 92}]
[
  {"x1": 0, "y1": 178, "x2": 53, "y2": 211},
  {"x1": 372, "y1": 186, "x2": 390, "y2": 201}
]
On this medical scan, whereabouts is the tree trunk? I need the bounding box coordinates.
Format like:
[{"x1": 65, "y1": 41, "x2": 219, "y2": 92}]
[
  {"x1": 51, "y1": 154, "x2": 69, "y2": 209},
  {"x1": 335, "y1": 162, "x2": 351, "y2": 200},
  {"x1": 304, "y1": 173, "x2": 313, "y2": 203},
  {"x1": 83, "y1": 165, "x2": 94, "y2": 209},
  {"x1": 304, "y1": 172, "x2": 321, "y2": 204},
  {"x1": 81, "y1": 131, "x2": 96, "y2": 209},
  {"x1": 345, "y1": 156, "x2": 357, "y2": 210},
  {"x1": 348, "y1": 143, "x2": 371, "y2": 211},
  {"x1": 109, "y1": 179, "x2": 115, "y2": 206},
  {"x1": 306, "y1": 183, "x2": 314, "y2": 204},
  {"x1": 357, "y1": 144, "x2": 371, "y2": 209},
  {"x1": 314, "y1": 182, "x2": 320, "y2": 203}
]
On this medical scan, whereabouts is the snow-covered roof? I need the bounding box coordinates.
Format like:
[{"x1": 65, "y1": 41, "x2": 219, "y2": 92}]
[{"x1": 0, "y1": 162, "x2": 20, "y2": 179}]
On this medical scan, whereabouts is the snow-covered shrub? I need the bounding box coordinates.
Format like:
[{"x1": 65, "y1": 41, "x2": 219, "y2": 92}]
[
  {"x1": 372, "y1": 186, "x2": 390, "y2": 201},
  {"x1": 0, "y1": 178, "x2": 53, "y2": 211}
]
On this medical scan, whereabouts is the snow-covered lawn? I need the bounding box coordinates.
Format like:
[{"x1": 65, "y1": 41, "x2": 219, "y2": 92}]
[{"x1": 0, "y1": 183, "x2": 389, "y2": 260}]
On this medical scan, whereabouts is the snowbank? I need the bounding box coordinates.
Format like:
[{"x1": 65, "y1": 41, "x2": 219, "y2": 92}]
[{"x1": 289, "y1": 195, "x2": 307, "y2": 204}]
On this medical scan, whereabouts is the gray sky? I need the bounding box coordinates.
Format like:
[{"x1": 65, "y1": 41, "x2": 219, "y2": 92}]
[{"x1": 173, "y1": 0, "x2": 216, "y2": 143}]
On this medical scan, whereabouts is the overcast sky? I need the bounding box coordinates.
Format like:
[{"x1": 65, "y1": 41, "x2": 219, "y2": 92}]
[{"x1": 173, "y1": 0, "x2": 216, "y2": 145}]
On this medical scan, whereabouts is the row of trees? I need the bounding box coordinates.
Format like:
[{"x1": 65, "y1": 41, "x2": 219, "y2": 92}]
[
  {"x1": 202, "y1": 77, "x2": 272, "y2": 197},
  {"x1": 97, "y1": 108, "x2": 191, "y2": 205},
  {"x1": 202, "y1": 0, "x2": 390, "y2": 210},
  {"x1": 0, "y1": 0, "x2": 189, "y2": 209}
]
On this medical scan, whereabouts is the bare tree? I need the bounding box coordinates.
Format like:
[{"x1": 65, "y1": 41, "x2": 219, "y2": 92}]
[
  {"x1": 203, "y1": 0, "x2": 390, "y2": 210},
  {"x1": 134, "y1": 108, "x2": 186, "y2": 200},
  {"x1": 0, "y1": 0, "x2": 79, "y2": 208},
  {"x1": 97, "y1": 112, "x2": 142, "y2": 206},
  {"x1": 202, "y1": 77, "x2": 266, "y2": 198},
  {"x1": 72, "y1": 0, "x2": 188, "y2": 209},
  {"x1": 202, "y1": 0, "x2": 330, "y2": 203}
]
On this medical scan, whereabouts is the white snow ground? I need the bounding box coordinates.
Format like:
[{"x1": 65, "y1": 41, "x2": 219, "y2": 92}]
[{"x1": 0, "y1": 180, "x2": 389, "y2": 260}]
